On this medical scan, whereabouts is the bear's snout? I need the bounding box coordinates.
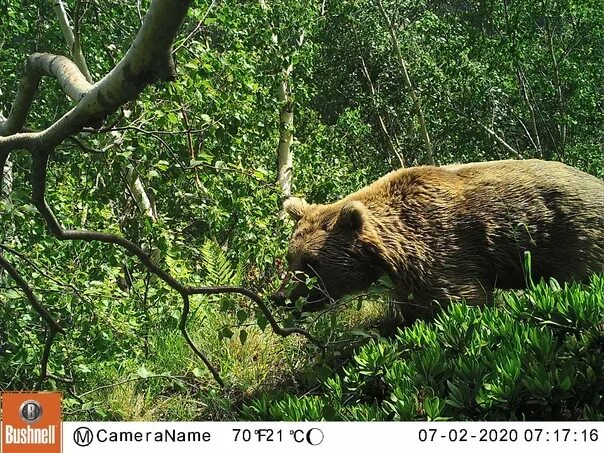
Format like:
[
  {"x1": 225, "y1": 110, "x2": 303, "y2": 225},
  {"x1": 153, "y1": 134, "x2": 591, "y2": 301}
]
[{"x1": 270, "y1": 271, "x2": 329, "y2": 311}]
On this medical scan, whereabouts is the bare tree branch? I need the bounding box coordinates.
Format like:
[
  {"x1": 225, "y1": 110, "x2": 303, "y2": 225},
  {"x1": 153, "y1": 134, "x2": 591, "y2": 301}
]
[
  {"x1": 38, "y1": 328, "x2": 59, "y2": 389},
  {"x1": 31, "y1": 152, "x2": 189, "y2": 294},
  {"x1": 124, "y1": 164, "x2": 158, "y2": 220},
  {"x1": 187, "y1": 285, "x2": 325, "y2": 347},
  {"x1": 53, "y1": 0, "x2": 158, "y2": 223},
  {"x1": 516, "y1": 67, "x2": 542, "y2": 155},
  {"x1": 172, "y1": 0, "x2": 218, "y2": 55},
  {"x1": 0, "y1": 53, "x2": 91, "y2": 137},
  {"x1": 179, "y1": 293, "x2": 224, "y2": 386},
  {"x1": 85, "y1": 125, "x2": 211, "y2": 135},
  {"x1": 0, "y1": 149, "x2": 10, "y2": 198},
  {"x1": 47, "y1": 373, "x2": 74, "y2": 384},
  {"x1": 543, "y1": 1, "x2": 567, "y2": 154},
  {"x1": 76, "y1": 373, "x2": 198, "y2": 400},
  {"x1": 0, "y1": 0, "x2": 191, "y2": 153},
  {"x1": 30, "y1": 150, "x2": 322, "y2": 384},
  {"x1": 180, "y1": 105, "x2": 203, "y2": 190},
  {"x1": 0, "y1": 243, "x2": 90, "y2": 302}
]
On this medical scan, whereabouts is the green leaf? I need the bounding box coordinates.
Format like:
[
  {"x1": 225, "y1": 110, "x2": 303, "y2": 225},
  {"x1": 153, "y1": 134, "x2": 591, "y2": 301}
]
[
  {"x1": 155, "y1": 160, "x2": 170, "y2": 171},
  {"x1": 350, "y1": 329, "x2": 372, "y2": 338},
  {"x1": 220, "y1": 327, "x2": 234, "y2": 340},
  {"x1": 137, "y1": 366, "x2": 153, "y2": 379},
  {"x1": 237, "y1": 310, "x2": 248, "y2": 323},
  {"x1": 167, "y1": 112, "x2": 178, "y2": 124},
  {"x1": 239, "y1": 329, "x2": 248, "y2": 345},
  {"x1": 256, "y1": 315, "x2": 268, "y2": 331}
]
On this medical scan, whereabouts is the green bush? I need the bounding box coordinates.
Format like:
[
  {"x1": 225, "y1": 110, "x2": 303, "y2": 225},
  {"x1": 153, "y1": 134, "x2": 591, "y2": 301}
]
[{"x1": 241, "y1": 275, "x2": 604, "y2": 421}]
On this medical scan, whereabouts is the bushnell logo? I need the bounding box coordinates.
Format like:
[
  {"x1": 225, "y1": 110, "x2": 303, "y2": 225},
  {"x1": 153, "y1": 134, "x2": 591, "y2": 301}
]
[
  {"x1": 1, "y1": 392, "x2": 62, "y2": 453},
  {"x1": 19, "y1": 400, "x2": 43, "y2": 424}
]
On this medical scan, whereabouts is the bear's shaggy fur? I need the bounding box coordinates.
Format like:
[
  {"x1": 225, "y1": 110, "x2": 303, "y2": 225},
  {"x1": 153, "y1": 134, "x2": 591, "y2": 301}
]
[{"x1": 275, "y1": 159, "x2": 604, "y2": 324}]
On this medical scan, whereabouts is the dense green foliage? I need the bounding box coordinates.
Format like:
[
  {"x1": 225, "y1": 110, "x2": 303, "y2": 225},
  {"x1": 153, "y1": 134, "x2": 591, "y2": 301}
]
[
  {"x1": 242, "y1": 276, "x2": 604, "y2": 421},
  {"x1": 1, "y1": 0, "x2": 602, "y2": 420}
]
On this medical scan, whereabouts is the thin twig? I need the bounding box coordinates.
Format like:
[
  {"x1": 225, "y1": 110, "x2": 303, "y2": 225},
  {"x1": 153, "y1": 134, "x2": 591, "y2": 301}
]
[
  {"x1": 180, "y1": 105, "x2": 203, "y2": 190},
  {"x1": 188, "y1": 285, "x2": 326, "y2": 347},
  {"x1": 375, "y1": 0, "x2": 434, "y2": 165},
  {"x1": 479, "y1": 122, "x2": 524, "y2": 159},
  {"x1": 83, "y1": 125, "x2": 211, "y2": 136},
  {"x1": 172, "y1": 0, "x2": 218, "y2": 55},
  {"x1": 0, "y1": 244, "x2": 88, "y2": 301},
  {"x1": 47, "y1": 373, "x2": 74, "y2": 384},
  {"x1": 0, "y1": 151, "x2": 8, "y2": 194},
  {"x1": 179, "y1": 294, "x2": 224, "y2": 386},
  {"x1": 359, "y1": 56, "x2": 405, "y2": 167}
]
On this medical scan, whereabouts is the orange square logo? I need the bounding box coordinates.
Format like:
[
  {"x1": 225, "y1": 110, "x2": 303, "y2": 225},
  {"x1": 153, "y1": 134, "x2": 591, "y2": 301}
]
[{"x1": 1, "y1": 392, "x2": 62, "y2": 453}]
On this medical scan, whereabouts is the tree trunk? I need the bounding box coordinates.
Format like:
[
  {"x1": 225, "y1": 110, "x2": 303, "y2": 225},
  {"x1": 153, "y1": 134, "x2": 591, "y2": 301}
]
[
  {"x1": 277, "y1": 69, "x2": 294, "y2": 198},
  {"x1": 125, "y1": 165, "x2": 157, "y2": 220},
  {"x1": 1, "y1": 155, "x2": 12, "y2": 200},
  {"x1": 259, "y1": 0, "x2": 304, "y2": 203},
  {"x1": 0, "y1": 115, "x2": 12, "y2": 200},
  {"x1": 52, "y1": 0, "x2": 93, "y2": 82},
  {"x1": 52, "y1": 0, "x2": 157, "y2": 221}
]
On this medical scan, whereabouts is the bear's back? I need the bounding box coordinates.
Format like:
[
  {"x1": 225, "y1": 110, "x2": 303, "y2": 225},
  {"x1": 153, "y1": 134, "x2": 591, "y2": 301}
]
[
  {"x1": 443, "y1": 159, "x2": 603, "y2": 285},
  {"x1": 358, "y1": 159, "x2": 603, "y2": 287}
]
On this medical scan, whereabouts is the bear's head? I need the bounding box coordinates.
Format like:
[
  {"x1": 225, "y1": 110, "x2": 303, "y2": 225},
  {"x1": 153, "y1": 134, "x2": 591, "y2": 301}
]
[{"x1": 272, "y1": 197, "x2": 385, "y2": 310}]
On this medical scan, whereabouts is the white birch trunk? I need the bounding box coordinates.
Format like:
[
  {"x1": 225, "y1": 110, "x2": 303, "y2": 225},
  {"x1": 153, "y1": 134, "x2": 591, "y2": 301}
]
[
  {"x1": 125, "y1": 166, "x2": 157, "y2": 220},
  {"x1": 51, "y1": 0, "x2": 93, "y2": 82},
  {"x1": 51, "y1": 0, "x2": 157, "y2": 221},
  {"x1": 1, "y1": 156, "x2": 12, "y2": 200},
  {"x1": 259, "y1": 0, "x2": 301, "y2": 202},
  {"x1": 277, "y1": 68, "x2": 294, "y2": 198}
]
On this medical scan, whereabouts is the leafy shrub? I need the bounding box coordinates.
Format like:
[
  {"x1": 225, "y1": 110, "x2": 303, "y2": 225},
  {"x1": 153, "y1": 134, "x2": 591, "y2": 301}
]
[{"x1": 241, "y1": 275, "x2": 604, "y2": 421}]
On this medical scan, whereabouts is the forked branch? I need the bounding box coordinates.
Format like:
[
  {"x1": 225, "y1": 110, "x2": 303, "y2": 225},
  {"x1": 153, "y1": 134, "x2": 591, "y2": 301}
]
[{"x1": 30, "y1": 152, "x2": 322, "y2": 385}]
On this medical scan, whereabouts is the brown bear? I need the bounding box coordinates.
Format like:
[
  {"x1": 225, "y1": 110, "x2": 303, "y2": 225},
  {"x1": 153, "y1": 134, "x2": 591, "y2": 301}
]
[{"x1": 273, "y1": 159, "x2": 604, "y2": 324}]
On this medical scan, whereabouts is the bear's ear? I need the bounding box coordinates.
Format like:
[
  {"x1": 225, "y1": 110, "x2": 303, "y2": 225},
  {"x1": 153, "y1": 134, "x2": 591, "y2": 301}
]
[
  {"x1": 337, "y1": 201, "x2": 367, "y2": 232},
  {"x1": 283, "y1": 197, "x2": 308, "y2": 221}
]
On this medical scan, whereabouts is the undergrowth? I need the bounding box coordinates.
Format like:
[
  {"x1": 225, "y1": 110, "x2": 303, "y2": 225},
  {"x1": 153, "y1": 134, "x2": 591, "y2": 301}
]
[{"x1": 241, "y1": 275, "x2": 604, "y2": 421}]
